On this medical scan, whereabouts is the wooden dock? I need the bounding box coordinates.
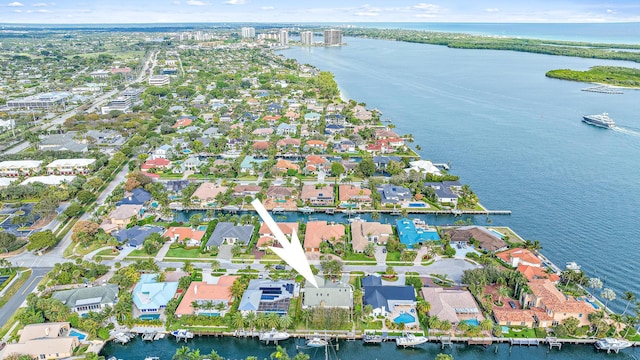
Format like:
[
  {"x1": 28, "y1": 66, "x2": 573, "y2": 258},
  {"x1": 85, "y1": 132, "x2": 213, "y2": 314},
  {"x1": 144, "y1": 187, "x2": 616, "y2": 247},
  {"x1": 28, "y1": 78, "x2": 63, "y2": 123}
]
[{"x1": 581, "y1": 85, "x2": 623, "y2": 94}]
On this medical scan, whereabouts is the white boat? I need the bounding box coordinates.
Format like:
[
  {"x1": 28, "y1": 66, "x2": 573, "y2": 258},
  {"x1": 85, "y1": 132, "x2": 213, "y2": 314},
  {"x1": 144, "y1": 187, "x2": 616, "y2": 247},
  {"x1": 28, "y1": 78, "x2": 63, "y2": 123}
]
[
  {"x1": 566, "y1": 261, "x2": 581, "y2": 272},
  {"x1": 362, "y1": 334, "x2": 383, "y2": 344},
  {"x1": 582, "y1": 113, "x2": 615, "y2": 129},
  {"x1": 259, "y1": 328, "x2": 290, "y2": 342},
  {"x1": 306, "y1": 337, "x2": 328, "y2": 348},
  {"x1": 395, "y1": 333, "x2": 428, "y2": 347},
  {"x1": 594, "y1": 338, "x2": 632, "y2": 352},
  {"x1": 144, "y1": 357, "x2": 160, "y2": 360},
  {"x1": 171, "y1": 329, "x2": 194, "y2": 339}
]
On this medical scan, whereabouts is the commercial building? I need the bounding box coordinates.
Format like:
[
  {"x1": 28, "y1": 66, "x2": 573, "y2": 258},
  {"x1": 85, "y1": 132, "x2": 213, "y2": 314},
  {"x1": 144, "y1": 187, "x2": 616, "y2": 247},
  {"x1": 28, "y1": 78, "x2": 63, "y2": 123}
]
[
  {"x1": 6, "y1": 92, "x2": 71, "y2": 109},
  {"x1": 101, "y1": 96, "x2": 132, "y2": 114},
  {"x1": 300, "y1": 31, "x2": 314, "y2": 45},
  {"x1": 324, "y1": 29, "x2": 342, "y2": 46},
  {"x1": 46, "y1": 158, "x2": 96, "y2": 175},
  {"x1": 241, "y1": 27, "x2": 256, "y2": 39},
  {"x1": 148, "y1": 75, "x2": 170, "y2": 86},
  {"x1": 0, "y1": 160, "x2": 43, "y2": 177}
]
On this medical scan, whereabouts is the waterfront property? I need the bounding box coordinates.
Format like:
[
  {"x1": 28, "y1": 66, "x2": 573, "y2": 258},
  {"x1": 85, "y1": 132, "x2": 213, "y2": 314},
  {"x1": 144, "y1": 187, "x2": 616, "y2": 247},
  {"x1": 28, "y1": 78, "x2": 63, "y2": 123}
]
[
  {"x1": 303, "y1": 221, "x2": 345, "y2": 253},
  {"x1": 522, "y1": 279, "x2": 596, "y2": 326},
  {"x1": 395, "y1": 218, "x2": 440, "y2": 249},
  {"x1": 163, "y1": 226, "x2": 206, "y2": 247},
  {"x1": 376, "y1": 184, "x2": 412, "y2": 205},
  {"x1": 302, "y1": 275, "x2": 353, "y2": 309},
  {"x1": 420, "y1": 287, "x2": 484, "y2": 325},
  {"x1": 300, "y1": 184, "x2": 335, "y2": 206},
  {"x1": 424, "y1": 181, "x2": 459, "y2": 205},
  {"x1": 256, "y1": 222, "x2": 298, "y2": 250},
  {"x1": 350, "y1": 221, "x2": 392, "y2": 253},
  {"x1": 191, "y1": 183, "x2": 228, "y2": 206},
  {"x1": 132, "y1": 274, "x2": 179, "y2": 320},
  {"x1": 493, "y1": 307, "x2": 553, "y2": 328},
  {"x1": 362, "y1": 275, "x2": 416, "y2": 318},
  {"x1": 206, "y1": 222, "x2": 254, "y2": 249},
  {"x1": 238, "y1": 279, "x2": 296, "y2": 315},
  {"x1": 338, "y1": 184, "x2": 372, "y2": 208},
  {"x1": 175, "y1": 276, "x2": 238, "y2": 317},
  {"x1": 3, "y1": 322, "x2": 79, "y2": 360},
  {"x1": 51, "y1": 284, "x2": 119, "y2": 316},
  {"x1": 497, "y1": 248, "x2": 542, "y2": 268},
  {"x1": 443, "y1": 226, "x2": 508, "y2": 252}
]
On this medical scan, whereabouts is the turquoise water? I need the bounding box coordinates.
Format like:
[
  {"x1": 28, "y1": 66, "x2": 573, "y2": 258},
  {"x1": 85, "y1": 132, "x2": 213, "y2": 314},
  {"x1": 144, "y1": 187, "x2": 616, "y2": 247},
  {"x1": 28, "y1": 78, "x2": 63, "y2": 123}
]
[
  {"x1": 69, "y1": 329, "x2": 87, "y2": 341},
  {"x1": 408, "y1": 203, "x2": 426, "y2": 208},
  {"x1": 465, "y1": 319, "x2": 480, "y2": 327},
  {"x1": 488, "y1": 229, "x2": 505, "y2": 239},
  {"x1": 281, "y1": 37, "x2": 640, "y2": 314},
  {"x1": 394, "y1": 313, "x2": 416, "y2": 324},
  {"x1": 197, "y1": 225, "x2": 208, "y2": 231}
]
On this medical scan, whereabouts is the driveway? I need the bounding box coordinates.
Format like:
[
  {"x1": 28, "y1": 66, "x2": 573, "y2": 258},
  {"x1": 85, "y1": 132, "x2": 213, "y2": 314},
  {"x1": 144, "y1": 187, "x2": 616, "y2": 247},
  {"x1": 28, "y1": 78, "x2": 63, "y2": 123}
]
[{"x1": 374, "y1": 245, "x2": 386, "y2": 266}]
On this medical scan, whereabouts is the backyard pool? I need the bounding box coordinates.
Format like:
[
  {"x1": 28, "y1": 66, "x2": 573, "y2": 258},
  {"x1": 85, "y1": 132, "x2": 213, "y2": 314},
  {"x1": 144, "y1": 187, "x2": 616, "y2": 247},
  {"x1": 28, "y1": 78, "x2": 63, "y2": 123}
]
[
  {"x1": 464, "y1": 319, "x2": 480, "y2": 327},
  {"x1": 197, "y1": 225, "x2": 208, "y2": 231},
  {"x1": 408, "y1": 202, "x2": 426, "y2": 208},
  {"x1": 489, "y1": 229, "x2": 505, "y2": 239},
  {"x1": 69, "y1": 329, "x2": 87, "y2": 341},
  {"x1": 182, "y1": 149, "x2": 192, "y2": 154},
  {"x1": 577, "y1": 297, "x2": 600, "y2": 309},
  {"x1": 394, "y1": 313, "x2": 416, "y2": 324}
]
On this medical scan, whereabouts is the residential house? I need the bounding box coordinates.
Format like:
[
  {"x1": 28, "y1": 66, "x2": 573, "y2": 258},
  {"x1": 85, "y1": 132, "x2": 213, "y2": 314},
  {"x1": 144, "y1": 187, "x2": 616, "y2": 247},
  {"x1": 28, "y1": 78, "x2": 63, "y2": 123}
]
[
  {"x1": 353, "y1": 105, "x2": 372, "y2": 121},
  {"x1": 521, "y1": 279, "x2": 595, "y2": 326},
  {"x1": 304, "y1": 112, "x2": 321, "y2": 122},
  {"x1": 203, "y1": 126, "x2": 221, "y2": 138},
  {"x1": 284, "y1": 111, "x2": 300, "y2": 121},
  {"x1": 396, "y1": 218, "x2": 440, "y2": 249},
  {"x1": 350, "y1": 221, "x2": 393, "y2": 253},
  {"x1": 256, "y1": 222, "x2": 299, "y2": 250},
  {"x1": 420, "y1": 288, "x2": 484, "y2": 325},
  {"x1": 113, "y1": 225, "x2": 165, "y2": 248},
  {"x1": 0, "y1": 160, "x2": 43, "y2": 177},
  {"x1": 276, "y1": 123, "x2": 297, "y2": 136},
  {"x1": 206, "y1": 222, "x2": 255, "y2": 249},
  {"x1": 362, "y1": 275, "x2": 416, "y2": 317},
  {"x1": 176, "y1": 156, "x2": 203, "y2": 173},
  {"x1": 517, "y1": 265, "x2": 561, "y2": 283},
  {"x1": 326, "y1": 103, "x2": 345, "y2": 113},
  {"x1": 376, "y1": 184, "x2": 412, "y2": 205},
  {"x1": 324, "y1": 124, "x2": 345, "y2": 135},
  {"x1": 202, "y1": 113, "x2": 215, "y2": 122},
  {"x1": 175, "y1": 276, "x2": 238, "y2": 317},
  {"x1": 106, "y1": 204, "x2": 143, "y2": 230},
  {"x1": 302, "y1": 276, "x2": 353, "y2": 309},
  {"x1": 233, "y1": 184, "x2": 261, "y2": 198},
  {"x1": 267, "y1": 103, "x2": 282, "y2": 113},
  {"x1": 263, "y1": 115, "x2": 282, "y2": 122},
  {"x1": 497, "y1": 248, "x2": 542, "y2": 268},
  {"x1": 45, "y1": 158, "x2": 95, "y2": 175},
  {"x1": 406, "y1": 160, "x2": 441, "y2": 177},
  {"x1": 163, "y1": 227, "x2": 206, "y2": 247},
  {"x1": 252, "y1": 141, "x2": 270, "y2": 151},
  {"x1": 276, "y1": 138, "x2": 301, "y2": 150},
  {"x1": 152, "y1": 144, "x2": 174, "y2": 160},
  {"x1": 240, "y1": 156, "x2": 268, "y2": 174},
  {"x1": 338, "y1": 184, "x2": 372, "y2": 208},
  {"x1": 141, "y1": 158, "x2": 171, "y2": 172},
  {"x1": 333, "y1": 140, "x2": 356, "y2": 153},
  {"x1": 303, "y1": 221, "x2": 345, "y2": 253},
  {"x1": 493, "y1": 307, "x2": 554, "y2": 328},
  {"x1": 39, "y1": 133, "x2": 88, "y2": 152},
  {"x1": 252, "y1": 128, "x2": 274, "y2": 136},
  {"x1": 306, "y1": 140, "x2": 327, "y2": 152},
  {"x1": 275, "y1": 159, "x2": 300, "y2": 173},
  {"x1": 373, "y1": 156, "x2": 402, "y2": 171},
  {"x1": 424, "y1": 182, "x2": 459, "y2": 205},
  {"x1": 52, "y1": 284, "x2": 119, "y2": 315},
  {"x1": 132, "y1": 274, "x2": 179, "y2": 319},
  {"x1": 266, "y1": 186, "x2": 294, "y2": 200},
  {"x1": 301, "y1": 184, "x2": 334, "y2": 206},
  {"x1": 116, "y1": 188, "x2": 152, "y2": 206},
  {"x1": 305, "y1": 155, "x2": 328, "y2": 173},
  {"x1": 191, "y1": 183, "x2": 228, "y2": 206},
  {"x1": 375, "y1": 128, "x2": 400, "y2": 139},
  {"x1": 172, "y1": 117, "x2": 193, "y2": 128},
  {"x1": 443, "y1": 226, "x2": 509, "y2": 252},
  {"x1": 3, "y1": 322, "x2": 79, "y2": 360},
  {"x1": 238, "y1": 279, "x2": 295, "y2": 315}
]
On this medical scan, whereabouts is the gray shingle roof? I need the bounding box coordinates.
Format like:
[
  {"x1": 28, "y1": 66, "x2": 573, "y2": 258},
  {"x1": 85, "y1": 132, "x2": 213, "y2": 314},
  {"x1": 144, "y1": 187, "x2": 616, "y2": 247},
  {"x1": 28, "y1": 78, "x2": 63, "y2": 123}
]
[
  {"x1": 51, "y1": 284, "x2": 119, "y2": 309},
  {"x1": 206, "y1": 222, "x2": 254, "y2": 247}
]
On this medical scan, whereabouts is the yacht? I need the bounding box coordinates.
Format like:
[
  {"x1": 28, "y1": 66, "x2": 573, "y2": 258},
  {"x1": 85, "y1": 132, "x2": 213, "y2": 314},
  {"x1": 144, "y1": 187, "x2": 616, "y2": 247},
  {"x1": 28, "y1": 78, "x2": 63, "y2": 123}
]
[
  {"x1": 144, "y1": 357, "x2": 160, "y2": 360},
  {"x1": 395, "y1": 333, "x2": 428, "y2": 347},
  {"x1": 595, "y1": 338, "x2": 632, "y2": 352},
  {"x1": 582, "y1": 113, "x2": 615, "y2": 129},
  {"x1": 566, "y1": 262, "x2": 581, "y2": 272},
  {"x1": 259, "y1": 328, "x2": 290, "y2": 342},
  {"x1": 306, "y1": 337, "x2": 329, "y2": 348},
  {"x1": 362, "y1": 333, "x2": 383, "y2": 344},
  {"x1": 171, "y1": 329, "x2": 194, "y2": 340}
]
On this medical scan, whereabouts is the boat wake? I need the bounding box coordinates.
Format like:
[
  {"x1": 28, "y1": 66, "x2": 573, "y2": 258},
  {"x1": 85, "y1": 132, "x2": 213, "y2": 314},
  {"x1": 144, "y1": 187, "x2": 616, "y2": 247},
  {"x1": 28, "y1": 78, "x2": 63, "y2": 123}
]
[{"x1": 612, "y1": 126, "x2": 640, "y2": 137}]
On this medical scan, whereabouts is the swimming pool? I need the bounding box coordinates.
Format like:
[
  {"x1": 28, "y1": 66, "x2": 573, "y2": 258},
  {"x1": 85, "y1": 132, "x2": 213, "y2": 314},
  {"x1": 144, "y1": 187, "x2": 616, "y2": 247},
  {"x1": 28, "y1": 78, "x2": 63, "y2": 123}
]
[
  {"x1": 69, "y1": 329, "x2": 87, "y2": 341},
  {"x1": 408, "y1": 203, "x2": 426, "y2": 208},
  {"x1": 464, "y1": 319, "x2": 480, "y2": 327},
  {"x1": 489, "y1": 229, "x2": 505, "y2": 239},
  {"x1": 578, "y1": 297, "x2": 599, "y2": 309},
  {"x1": 394, "y1": 313, "x2": 416, "y2": 324},
  {"x1": 197, "y1": 225, "x2": 208, "y2": 231},
  {"x1": 182, "y1": 149, "x2": 192, "y2": 154}
]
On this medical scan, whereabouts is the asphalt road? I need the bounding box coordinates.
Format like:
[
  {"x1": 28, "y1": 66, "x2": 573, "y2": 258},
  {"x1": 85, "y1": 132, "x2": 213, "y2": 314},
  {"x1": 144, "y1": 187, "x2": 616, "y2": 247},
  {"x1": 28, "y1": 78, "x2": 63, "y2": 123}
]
[{"x1": 0, "y1": 267, "x2": 51, "y2": 328}]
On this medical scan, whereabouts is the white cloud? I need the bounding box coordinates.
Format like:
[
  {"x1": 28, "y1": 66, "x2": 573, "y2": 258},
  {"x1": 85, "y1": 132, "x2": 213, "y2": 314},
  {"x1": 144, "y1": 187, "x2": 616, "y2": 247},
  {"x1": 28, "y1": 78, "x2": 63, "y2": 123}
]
[
  {"x1": 485, "y1": 8, "x2": 500, "y2": 13},
  {"x1": 606, "y1": 9, "x2": 616, "y2": 14},
  {"x1": 13, "y1": 8, "x2": 21, "y2": 12},
  {"x1": 225, "y1": 0, "x2": 246, "y2": 4},
  {"x1": 32, "y1": 2, "x2": 49, "y2": 6},
  {"x1": 27, "y1": 8, "x2": 49, "y2": 12},
  {"x1": 354, "y1": 11, "x2": 379, "y2": 16},
  {"x1": 260, "y1": 6, "x2": 274, "y2": 10},
  {"x1": 7, "y1": 1, "x2": 24, "y2": 6},
  {"x1": 186, "y1": 0, "x2": 207, "y2": 5},
  {"x1": 412, "y1": 3, "x2": 439, "y2": 11}
]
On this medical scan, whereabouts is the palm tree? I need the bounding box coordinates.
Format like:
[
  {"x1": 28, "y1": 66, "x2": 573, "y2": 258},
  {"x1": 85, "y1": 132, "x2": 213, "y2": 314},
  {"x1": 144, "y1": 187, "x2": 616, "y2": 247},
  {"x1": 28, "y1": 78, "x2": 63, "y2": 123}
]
[
  {"x1": 497, "y1": 286, "x2": 510, "y2": 306},
  {"x1": 191, "y1": 301, "x2": 200, "y2": 314},
  {"x1": 245, "y1": 311, "x2": 257, "y2": 330},
  {"x1": 601, "y1": 288, "x2": 617, "y2": 310},
  {"x1": 256, "y1": 312, "x2": 268, "y2": 330},
  {"x1": 267, "y1": 312, "x2": 280, "y2": 329},
  {"x1": 416, "y1": 300, "x2": 431, "y2": 316},
  {"x1": 278, "y1": 314, "x2": 293, "y2": 330},
  {"x1": 231, "y1": 312, "x2": 245, "y2": 330},
  {"x1": 622, "y1": 292, "x2": 636, "y2": 315},
  {"x1": 172, "y1": 346, "x2": 190, "y2": 360}
]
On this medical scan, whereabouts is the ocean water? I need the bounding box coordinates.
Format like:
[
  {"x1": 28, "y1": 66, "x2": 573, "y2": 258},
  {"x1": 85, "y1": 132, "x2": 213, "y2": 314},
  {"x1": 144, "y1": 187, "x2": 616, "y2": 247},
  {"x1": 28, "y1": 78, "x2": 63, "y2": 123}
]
[{"x1": 280, "y1": 37, "x2": 640, "y2": 314}]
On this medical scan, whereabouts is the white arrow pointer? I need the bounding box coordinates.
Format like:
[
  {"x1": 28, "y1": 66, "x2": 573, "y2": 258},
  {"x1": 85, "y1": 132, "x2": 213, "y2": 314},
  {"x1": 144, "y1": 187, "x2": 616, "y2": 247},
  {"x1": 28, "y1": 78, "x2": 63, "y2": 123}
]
[{"x1": 251, "y1": 199, "x2": 318, "y2": 288}]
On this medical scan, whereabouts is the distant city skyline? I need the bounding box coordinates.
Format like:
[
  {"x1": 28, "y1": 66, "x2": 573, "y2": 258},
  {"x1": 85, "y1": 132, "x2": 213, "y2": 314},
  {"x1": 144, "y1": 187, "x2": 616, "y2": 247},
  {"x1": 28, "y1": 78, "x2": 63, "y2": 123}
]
[{"x1": 1, "y1": 0, "x2": 639, "y2": 24}]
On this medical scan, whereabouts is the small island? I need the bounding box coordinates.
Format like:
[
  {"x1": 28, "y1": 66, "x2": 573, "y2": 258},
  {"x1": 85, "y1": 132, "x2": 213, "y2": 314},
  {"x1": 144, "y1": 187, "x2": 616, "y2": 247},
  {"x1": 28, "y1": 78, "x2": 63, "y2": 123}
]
[{"x1": 545, "y1": 66, "x2": 640, "y2": 88}]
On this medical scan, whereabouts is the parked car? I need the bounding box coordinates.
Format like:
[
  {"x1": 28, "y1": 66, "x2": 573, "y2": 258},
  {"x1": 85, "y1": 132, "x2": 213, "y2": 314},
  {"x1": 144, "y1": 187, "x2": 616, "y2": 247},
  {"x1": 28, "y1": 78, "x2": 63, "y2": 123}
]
[
  {"x1": 115, "y1": 245, "x2": 123, "y2": 251},
  {"x1": 509, "y1": 300, "x2": 517, "y2": 309},
  {"x1": 274, "y1": 265, "x2": 285, "y2": 270},
  {"x1": 382, "y1": 248, "x2": 387, "y2": 253}
]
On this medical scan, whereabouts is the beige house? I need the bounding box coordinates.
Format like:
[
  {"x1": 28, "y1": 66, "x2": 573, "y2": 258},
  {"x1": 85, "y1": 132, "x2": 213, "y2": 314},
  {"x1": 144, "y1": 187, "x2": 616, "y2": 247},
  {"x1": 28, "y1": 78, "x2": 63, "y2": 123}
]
[
  {"x1": 421, "y1": 287, "x2": 484, "y2": 325},
  {"x1": 350, "y1": 221, "x2": 392, "y2": 253},
  {"x1": 3, "y1": 322, "x2": 80, "y2": 360},
  {"x1": 45, "y1": 158, "x2": 96, "y2": 175},
  {"x1": 521, "y1": 279, "x2": 595, "y2": 326},
  {"x1": 191, "y1": 182, "x2": 228, "y2": 206},
  {"x1": 0, "y1": 160, "x2": 43, "y2": 177},
  {"x1": 107, "y1": 204, "x2": 142, "y2": 229}
]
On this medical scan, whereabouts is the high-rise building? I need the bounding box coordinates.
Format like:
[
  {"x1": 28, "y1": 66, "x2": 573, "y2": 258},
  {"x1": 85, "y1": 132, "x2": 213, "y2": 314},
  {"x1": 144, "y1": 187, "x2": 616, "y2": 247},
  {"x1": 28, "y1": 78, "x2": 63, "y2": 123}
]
[
  {"x1": 241, "y1": 27, "x2": 256, "y2": 39},
  {"x1": 279, "y1": 29, "x2": 289, "y2": 46},
  {"x1": 300, "y1": 31, "x2": 314, "y2": 45},
  {"x1": 324, "y1": 29, "x2": 342, "y2": 46}
]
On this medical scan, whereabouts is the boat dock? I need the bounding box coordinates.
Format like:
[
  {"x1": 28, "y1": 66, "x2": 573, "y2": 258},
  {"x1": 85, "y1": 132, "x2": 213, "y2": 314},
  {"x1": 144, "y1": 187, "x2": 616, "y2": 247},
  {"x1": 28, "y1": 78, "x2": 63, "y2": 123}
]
[{"x1": 581, "y1": 85, "x2": 623, "y2": 94}]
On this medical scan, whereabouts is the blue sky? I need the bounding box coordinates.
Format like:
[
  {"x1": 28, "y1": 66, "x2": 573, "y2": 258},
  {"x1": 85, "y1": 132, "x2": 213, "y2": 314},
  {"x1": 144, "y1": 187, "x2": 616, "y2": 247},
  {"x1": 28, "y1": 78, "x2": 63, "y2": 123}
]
[{"x1": 1, "y1": 0, "x2": 640, "y2": 24}]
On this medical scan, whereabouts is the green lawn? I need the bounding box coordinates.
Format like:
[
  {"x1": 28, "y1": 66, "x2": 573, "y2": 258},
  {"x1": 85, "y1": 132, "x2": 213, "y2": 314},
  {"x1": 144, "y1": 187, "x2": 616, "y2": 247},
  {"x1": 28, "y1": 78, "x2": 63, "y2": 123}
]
[
  {"x1": 128, "y1": 249, "x2": 154, "y2": 257},
  {"x1": 386, "y1": 251, "x2": 401, "y2": 261},
  {"x1": 97, "y1": 248, "x2": 119, "y2": 256},
  {"x1": 503, "y1": 327, "x2": 547, "y2": 338},
  {"x1": 165, "y1": 247, "x2": 204, "y2": 258}
]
